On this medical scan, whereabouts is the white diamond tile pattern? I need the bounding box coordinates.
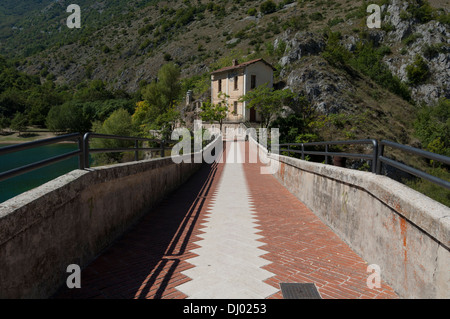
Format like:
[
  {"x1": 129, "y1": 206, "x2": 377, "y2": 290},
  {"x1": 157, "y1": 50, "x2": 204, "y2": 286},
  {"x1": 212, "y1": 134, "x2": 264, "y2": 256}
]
[{"x1": 176, "y1": 141, "x2": 278, "y2": 299}]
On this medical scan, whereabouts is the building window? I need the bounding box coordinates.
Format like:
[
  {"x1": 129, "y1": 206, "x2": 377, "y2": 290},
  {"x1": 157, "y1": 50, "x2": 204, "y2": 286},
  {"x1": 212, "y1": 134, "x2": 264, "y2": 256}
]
[
  {"x1": 218, "y1": 79, "x2": 222, "y2": 92},
  {"x1": 233, "y1": 101, "x2": 238, "y2": 114},
  {"x1": 251, "y1": 75, "x2": 256, "y2": 89},
  {"x1": 234, "y1": 76, "x2": 238, "y2": 90}
]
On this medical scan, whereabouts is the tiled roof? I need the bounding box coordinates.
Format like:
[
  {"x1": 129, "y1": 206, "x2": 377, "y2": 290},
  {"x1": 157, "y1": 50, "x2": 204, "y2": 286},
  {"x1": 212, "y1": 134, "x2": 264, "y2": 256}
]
[{"x1": 211, "y1": 58, "x2": 276, "y2": 75}]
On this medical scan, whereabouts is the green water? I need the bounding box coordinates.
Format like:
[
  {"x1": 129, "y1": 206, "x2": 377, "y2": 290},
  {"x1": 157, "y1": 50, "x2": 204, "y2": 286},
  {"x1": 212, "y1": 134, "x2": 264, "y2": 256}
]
[{"x1": 0, "y1": 143, "x2": 79, "y2": 203}]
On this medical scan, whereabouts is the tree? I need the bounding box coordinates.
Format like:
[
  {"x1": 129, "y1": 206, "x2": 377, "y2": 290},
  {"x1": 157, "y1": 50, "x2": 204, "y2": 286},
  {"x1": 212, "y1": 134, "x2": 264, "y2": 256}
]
[
  {"x1": 10, "y1": 112, "x2": 28, "y2": 136},
  {"x1": 143, "y1": 62, "x2": 181, "y2": 113},
  {"x1": 139, "y1": 63, "x2": 182, "y2": 138},
  {"x1": 200, "y1": 93, "x2": 229, "y2": 131},
  {"x1": 74, "y1": 80, "x2": 114, "y2": 102},
  {"x1": 239, "y1": 84, "x2": 294, "y2": 128},
  {"x1": 0, "y1": 114, "x2": 11, "y2": 133},
  {"x1": 26, "y1": 81, "x2": 66, "y2": 126},
  {"x1": 132, "y1": 100, "x2": 151, "y2": 130},
  {"x1": 46, "y1": 101, "x2": 91, "y2": 133},
  {"x1": 92, "y1": 108, "x2": 137, "y2": 164}
]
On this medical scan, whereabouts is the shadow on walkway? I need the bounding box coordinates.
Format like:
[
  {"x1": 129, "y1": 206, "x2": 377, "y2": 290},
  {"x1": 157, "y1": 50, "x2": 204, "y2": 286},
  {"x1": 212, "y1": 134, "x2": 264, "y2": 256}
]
[{"x1": 53, "y1": 150, "x2": 223, "y2": 299}]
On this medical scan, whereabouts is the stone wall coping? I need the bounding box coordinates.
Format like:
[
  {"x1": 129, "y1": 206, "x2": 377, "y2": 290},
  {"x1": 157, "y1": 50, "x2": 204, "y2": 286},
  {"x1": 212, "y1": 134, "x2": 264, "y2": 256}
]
[
  {"x1": 0, "y1": 135, "x2": 222, "y2": 246},
  {"x1": 267, "y1": 152, "x2": 450, "y2": 249}
]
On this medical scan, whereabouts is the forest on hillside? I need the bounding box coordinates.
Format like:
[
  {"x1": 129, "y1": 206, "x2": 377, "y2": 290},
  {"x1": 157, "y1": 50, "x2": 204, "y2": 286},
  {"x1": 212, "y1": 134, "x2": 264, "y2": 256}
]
[{"x1": 0, "y1": 0, "x2": 448, "y2": 205}]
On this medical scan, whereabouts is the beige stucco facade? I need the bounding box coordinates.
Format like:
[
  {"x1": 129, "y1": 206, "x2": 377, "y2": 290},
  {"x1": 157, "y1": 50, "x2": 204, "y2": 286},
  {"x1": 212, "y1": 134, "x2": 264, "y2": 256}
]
[{"x1": 211, "y1": 59, "x2": 274, "y2": 122}]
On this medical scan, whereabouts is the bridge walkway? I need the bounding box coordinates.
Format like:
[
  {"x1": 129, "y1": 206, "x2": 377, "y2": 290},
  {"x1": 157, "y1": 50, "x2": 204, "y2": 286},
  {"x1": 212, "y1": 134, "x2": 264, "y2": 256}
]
[{"x1": 53, "y1": 140, "x2": 398, "y2": 299}]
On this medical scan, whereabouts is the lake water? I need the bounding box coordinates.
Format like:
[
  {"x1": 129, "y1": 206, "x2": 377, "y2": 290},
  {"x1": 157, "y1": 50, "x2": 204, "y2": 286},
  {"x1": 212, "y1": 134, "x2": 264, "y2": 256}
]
[{"x1": 0, "y1": 143, "x2": 80, "y2": 203}]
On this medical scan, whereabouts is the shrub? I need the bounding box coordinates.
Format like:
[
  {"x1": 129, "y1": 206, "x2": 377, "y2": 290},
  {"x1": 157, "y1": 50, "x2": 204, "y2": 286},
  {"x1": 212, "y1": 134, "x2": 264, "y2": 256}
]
[
  {"x1": 328, "y1": 17, "x2": 344, "y2": 27},
  {"x1": 283, "y1": 14, "x2": 309, "y2": 31},
  {"x1": 163, "y1": 53, "x2": 172, "y2": 61},
  {"x1": 436, "y1": 10, "x2": 450, "y2": 25},
  {"x1": 414, "y1": 98, "x2": 450, "y2": 156},
  {"x1": 407, "y1": 0, "x2": 435, "y2": 23},
  {"x1": 406, "y1": 54, "x2": 430, "y2": 85},
  {"x1": 322, "y1": 31, "x2": 350, "y2": 67},
  {"x1": 422, "y1": 43, "x2": 445, "y2": 60},
  {"x1": 260, "y1": 0, "x2": 277, "y2": 15},
  {"x1": 402, "y1": 33, "x2": 422, "y2": 46},
  {"x1": 310, "y1": 12, "x2": 324, "y2": 21},
  {"x1": 322, "y1": 32, "x2": 411, "y2": 101},
  {"x1": 406, "y1": 167, "x2": 450, "y2": 207},
  {"x1": 247, "y1": 8, "x2": 257, "y2": 16}
]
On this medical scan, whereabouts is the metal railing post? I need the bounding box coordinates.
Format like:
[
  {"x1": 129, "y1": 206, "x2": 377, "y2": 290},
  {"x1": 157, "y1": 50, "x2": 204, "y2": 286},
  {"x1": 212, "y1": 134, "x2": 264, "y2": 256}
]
[
  {"x1": 372, "y1": 139, "x2": 378, "y2": 174},
  {"x1": 376, "y1": 143, "x2": 384, "y2": 175},
  {"x1": 134, "y1": 139, "x2": 139, "y2": 162},
  {"x1": 83, "y1": 133, "x2": 91, "y2": 169},
  {"x1": 78, "y1": 134, "x2": 85, "y2": 170},
  {"x1": 160, "y1": 140, "x2": 165, "y2": 158},
  {"x1": 325, "y1": 144, "x2": 329, "y2": 165},
  {"x1": 301, "y1": 143, "x2": 305, "y2": 160}
]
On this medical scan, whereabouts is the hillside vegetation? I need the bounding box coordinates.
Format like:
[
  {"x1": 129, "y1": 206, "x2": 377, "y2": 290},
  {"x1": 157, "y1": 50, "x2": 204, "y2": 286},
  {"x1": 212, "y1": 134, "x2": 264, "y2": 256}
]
[{"x1": 0, "y1": 0, "x2": 448, "y2": 205}]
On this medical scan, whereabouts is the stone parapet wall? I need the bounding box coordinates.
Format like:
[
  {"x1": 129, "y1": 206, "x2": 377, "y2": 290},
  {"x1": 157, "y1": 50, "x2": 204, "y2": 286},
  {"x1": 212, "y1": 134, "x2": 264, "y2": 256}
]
[
  {"x1": 0, "y1": 136, "x2": 222, "y2": 298},
  {"x1": 250, "y1": 137, "x2": 450, "y2": 299}
]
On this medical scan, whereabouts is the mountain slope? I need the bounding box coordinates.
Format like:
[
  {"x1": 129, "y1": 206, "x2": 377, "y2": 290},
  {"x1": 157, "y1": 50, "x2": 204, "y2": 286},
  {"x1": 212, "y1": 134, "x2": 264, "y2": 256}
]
[{"x1": 1, "y1": 1, "x2": 448, "y2": 135}]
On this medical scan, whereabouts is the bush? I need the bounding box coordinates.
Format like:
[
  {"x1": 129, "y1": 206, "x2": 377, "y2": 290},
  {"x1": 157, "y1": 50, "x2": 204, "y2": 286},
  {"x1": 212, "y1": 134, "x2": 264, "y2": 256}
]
[
  {"x1": 247, "y1": 8, "x2": 257, "y2": 16},
  {"x1": 260, "y1": 0, "x2": 277, "y2": 15},
  {"x1": 328, "y1": 17, "x2": 344, "y2": 27},
  {"x1": 351, "y1": 42, "x2": 411, "y2": 100},
  {"x1": 323, "y1": 31, "x2": 411, "y2": 101},
  {"x1": 414, "y1": 98, "x2": 450, "y2": 157},
  {"x1": 46, "y1": 101, "x2": 91, "y2": 133},
  {"x1": 422, "y1": 43, "x2": 445, "y2": 60},
  {"x1": 406, "y1": 167, "x2": 450, "y2": 207},
  {"x1": 102, "y1": 45, "x2": 111, "y2": 54},
  {"x1": 163, "y1": 53, "x2": 172, "y2": 61},
  {"x1": 310, "y1": 12, "x2": 324, "y2": 21},
  {"x1": 407, "y1": 0, "x2": 435, "y2": 23},
  {"x1": 402, "y1": 33, "x2": 422, "y2": 46},
  {"x1": 406, "y1": 54, "x2": 430, "y2": 85},
  {"x1": 436, "y1": 10, "x2": 450, "y2": 25},
  {"x1": 322, "y1": 31, "x2": 350, "y2": 67},
  {"x1": 283, "y1": 14, "x2": 308, "y2": 31}
]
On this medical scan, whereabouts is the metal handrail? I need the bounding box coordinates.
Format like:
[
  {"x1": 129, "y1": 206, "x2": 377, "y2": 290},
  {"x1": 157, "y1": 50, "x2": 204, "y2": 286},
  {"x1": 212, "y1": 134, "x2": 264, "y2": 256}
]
[
  {"x1": 239, "y1": 122, "x2": 450, "y2": 191},
  {"x1": 275, "y1": 139, "x2": 379, "y2": 173},
  {"x1": 0, "y1": 132, "x2": 168, "y2": 182},
  {"x1": 377, "y1": 140, "x2": 450, "y2": 190},
  {"x1": 0, "y1": 133, "x2": 83, "y2": 182},
  {"x1": 82, "y1": 133, "x2": 166, "y2": 169}
]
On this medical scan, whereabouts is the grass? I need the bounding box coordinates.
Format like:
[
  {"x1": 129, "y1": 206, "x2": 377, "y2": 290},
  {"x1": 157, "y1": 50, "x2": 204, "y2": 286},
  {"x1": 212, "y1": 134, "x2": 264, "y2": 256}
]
[
  {"x1": 405, "y1": 167, "x2": 450, "y2": 207},
  {"x1": 0, "y1": 128, "x2": 60, "y2": 144}
]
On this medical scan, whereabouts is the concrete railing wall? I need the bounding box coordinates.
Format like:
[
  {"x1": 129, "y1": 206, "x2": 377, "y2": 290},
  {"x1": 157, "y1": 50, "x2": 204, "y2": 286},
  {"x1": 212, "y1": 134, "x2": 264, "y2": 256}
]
[
  {"x1": 0, "y1": 136, "x2": 222, "y2": 299},
  {"x1": 251, "y1": 137, "x2": 450, "y2": 299}
]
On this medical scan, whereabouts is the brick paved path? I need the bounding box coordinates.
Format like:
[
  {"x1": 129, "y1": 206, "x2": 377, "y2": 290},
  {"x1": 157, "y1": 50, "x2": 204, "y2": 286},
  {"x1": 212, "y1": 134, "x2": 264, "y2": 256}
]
[{"x1": 54, "y1": 141, "x2": 398, "y2": 299}]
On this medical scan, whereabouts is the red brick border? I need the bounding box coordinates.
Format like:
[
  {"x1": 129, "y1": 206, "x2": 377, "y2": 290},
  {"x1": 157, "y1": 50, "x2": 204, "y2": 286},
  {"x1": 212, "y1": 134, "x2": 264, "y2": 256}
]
[{"x1": 241, "y1": 142, "x2": 398, "y2": 299}]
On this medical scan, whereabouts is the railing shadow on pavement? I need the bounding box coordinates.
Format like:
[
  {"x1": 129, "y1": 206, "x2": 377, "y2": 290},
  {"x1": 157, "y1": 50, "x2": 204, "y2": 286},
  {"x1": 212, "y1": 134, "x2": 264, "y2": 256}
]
[{"x1": 51, "y1": 140, "x2": 226, "y2": 299}]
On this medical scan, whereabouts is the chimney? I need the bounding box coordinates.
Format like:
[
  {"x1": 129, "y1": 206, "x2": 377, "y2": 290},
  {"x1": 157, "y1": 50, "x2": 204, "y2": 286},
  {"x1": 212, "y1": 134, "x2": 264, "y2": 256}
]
[{"x1": 232, "y1": 59, "x2": 239, "y2": 66}]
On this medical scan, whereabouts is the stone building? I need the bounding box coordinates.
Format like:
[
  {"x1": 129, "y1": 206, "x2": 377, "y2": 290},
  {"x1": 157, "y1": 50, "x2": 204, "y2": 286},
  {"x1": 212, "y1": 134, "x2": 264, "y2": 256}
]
[{"x1": 210, "y1": 58, "x2": 275, "y2": 123}]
